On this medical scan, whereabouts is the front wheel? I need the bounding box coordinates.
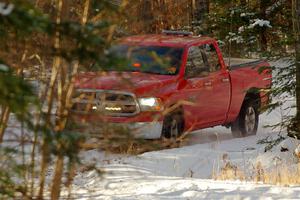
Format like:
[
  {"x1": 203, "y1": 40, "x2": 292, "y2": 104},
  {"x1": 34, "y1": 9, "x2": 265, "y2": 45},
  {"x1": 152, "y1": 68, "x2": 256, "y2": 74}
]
[{"x1": 231, "y1": 100, "x2": 259, "y2": 137}]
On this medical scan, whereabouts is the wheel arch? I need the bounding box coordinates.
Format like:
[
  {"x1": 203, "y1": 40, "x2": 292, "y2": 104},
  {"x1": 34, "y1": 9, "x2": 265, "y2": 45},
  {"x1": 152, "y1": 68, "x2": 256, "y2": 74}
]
[
  {"x1": 161, "y1": 104, "x2": 185, "y2": 139},
  {"x1": 243, "y1": 88, "x2": 261, "y2": 110},
  {"x1": 164, "y1": 103, "x2": 185, "y2": 127},
  {"x1": 231, "y1": 88, "x2": 260, "y2": 137}
]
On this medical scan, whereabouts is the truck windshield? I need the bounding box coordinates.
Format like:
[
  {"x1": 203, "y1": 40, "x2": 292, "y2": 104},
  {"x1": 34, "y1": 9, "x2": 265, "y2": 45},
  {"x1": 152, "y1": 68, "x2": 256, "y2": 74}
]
[{"x1": 108, "y1": 45, "x2": 184, "y2": 75}]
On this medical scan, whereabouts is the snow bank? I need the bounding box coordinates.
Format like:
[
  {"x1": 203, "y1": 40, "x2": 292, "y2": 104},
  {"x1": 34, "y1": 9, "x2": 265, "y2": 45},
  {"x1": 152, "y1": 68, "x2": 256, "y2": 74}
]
[
  {"x1": 69, "y1": 133, "x2": 300, "y2": 199},
  {"x1": 253, "y1": 137, "x2": 299, "y2": 171}
]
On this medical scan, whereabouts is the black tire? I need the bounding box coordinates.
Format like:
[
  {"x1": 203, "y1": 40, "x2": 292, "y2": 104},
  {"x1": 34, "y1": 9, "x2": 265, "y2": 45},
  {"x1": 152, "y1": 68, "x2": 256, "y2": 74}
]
[
  {"x1": 231, "y1": 99, "x2": 259, "y2": 137},
  {"x1": 161, "y1": 113, "x2": 184, "y2": 139}
]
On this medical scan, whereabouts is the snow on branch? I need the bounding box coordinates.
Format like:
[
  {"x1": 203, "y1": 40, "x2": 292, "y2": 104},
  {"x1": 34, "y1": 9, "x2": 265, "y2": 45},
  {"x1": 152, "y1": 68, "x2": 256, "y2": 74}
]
[
  {"x1": 266, "y1": 0, "x2": 285, "y2": 16},
  {"x1": 0, "y1": 64, "x2": 9, "y2": 72},
  {"x1": 249, "y1": 19, "x2": 272, "y2": 29},
  {"x1": 0, "y1": 3, "x2": 14, "y2": 16}
]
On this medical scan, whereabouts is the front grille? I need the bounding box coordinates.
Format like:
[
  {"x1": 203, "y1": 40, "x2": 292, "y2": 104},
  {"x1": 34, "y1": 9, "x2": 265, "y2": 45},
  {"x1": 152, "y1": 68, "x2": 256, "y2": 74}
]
[{"x1": 71, "y1": 89, "x2": 139, "y2": 116}]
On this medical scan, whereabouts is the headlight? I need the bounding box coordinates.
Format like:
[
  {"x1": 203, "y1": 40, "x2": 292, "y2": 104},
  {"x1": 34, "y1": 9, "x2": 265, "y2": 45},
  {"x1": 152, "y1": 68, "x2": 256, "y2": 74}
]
[{"x1": 138, "y1": 97, "x2": 164, "y2": 112}]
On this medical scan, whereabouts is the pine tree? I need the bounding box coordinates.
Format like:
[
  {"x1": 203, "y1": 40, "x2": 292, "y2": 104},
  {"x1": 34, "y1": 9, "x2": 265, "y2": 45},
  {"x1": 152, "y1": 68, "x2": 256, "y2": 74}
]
[
  {"x1": 0, "y1": 1, "x2": 124, "y2": 199},
  {"x1": 290, "y1": 0, "x2": 300, "y2": 138}
]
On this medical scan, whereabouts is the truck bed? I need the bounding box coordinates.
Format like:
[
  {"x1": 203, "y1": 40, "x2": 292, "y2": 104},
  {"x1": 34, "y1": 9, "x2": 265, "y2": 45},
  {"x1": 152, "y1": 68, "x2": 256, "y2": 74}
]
[
  {"x1": 224, "y1": 58, "x2": 271, "y2": 124},
  {"x1": 224, "y1": 58, "x2": 264, "y2": 69}
]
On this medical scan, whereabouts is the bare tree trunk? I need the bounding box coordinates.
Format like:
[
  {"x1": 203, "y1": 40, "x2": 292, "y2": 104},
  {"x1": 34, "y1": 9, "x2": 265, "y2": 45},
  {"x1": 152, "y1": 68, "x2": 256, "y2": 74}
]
[
  {"x1": 51, "y1": 0, "x2": 90, "y2": 199},
  {"x1": 50, "y1": 154, "x2": 64, "y2": 200},
  {"x1": 0, "y1": 107, "x2": 10, "y2": 143},
  {"x1": 38, "y1": 0, "x2": 65, "y2": 198},
  {"x1": 240, "y1": 0, "x2": 247, "y2": 6},
  {"x1": 295, "y1": 0, "x2": 300, "y2": 137},
  {"x1": 66, "y1": 159, "x2": 77, "y2": 199},
  {"x1": 49, "y1": 0, "x2": 69, "y2": 198},
  {"x1": 0, "y1": 49, "x2": 28, "y2": 143},
  {"x1": 138, "y1": 0, "x2": 153, "y2": 33},
  {"x1": 194, "y1": 0, "x2": 209, "y2": 22},
  {"x1": 192, "y1": 0, "x2": 209, "y2": 34},
  {"x1": 259, "y1": 0, "x2": 269, "y2": 51},
  {"x1": 54, "y1": 0, "x2": 91, "y2": 131}
]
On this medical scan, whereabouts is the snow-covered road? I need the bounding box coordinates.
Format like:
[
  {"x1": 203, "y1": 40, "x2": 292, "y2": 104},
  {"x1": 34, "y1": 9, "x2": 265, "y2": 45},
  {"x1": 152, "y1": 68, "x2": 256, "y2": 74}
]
[
  {"x1": 70, "y1": 177, "x2": 300, "y2": 199},
  {"x1": 70, "y1": 129, "x2": 300, "y2": 199}
]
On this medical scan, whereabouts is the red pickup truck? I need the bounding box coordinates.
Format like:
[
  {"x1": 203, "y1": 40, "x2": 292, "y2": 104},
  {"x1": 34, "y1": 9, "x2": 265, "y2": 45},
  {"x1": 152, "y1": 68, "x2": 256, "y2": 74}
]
[{"x1": 72, "y1": 31, "x2": 271, "y2": 139}]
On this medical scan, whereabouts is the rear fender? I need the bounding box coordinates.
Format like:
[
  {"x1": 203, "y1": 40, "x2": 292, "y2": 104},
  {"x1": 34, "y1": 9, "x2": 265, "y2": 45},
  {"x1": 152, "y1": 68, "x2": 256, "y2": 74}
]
[
  {"x1": 228, "y1": 88, "x2": 261, "y2": 125},
  {"x1": 244, "y1": 88, "x2": 261, "y2": 110}
]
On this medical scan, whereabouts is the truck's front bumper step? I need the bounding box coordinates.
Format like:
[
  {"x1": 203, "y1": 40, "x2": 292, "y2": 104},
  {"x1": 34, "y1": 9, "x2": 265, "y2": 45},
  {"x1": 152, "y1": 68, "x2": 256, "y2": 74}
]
[{"x1": 68, "y1": 120, "x2": 163, "y2": 139}]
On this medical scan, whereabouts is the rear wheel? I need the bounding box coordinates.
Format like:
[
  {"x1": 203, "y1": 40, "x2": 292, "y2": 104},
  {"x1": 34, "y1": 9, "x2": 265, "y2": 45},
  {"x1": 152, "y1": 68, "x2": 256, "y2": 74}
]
[
  {"x1": 231, "y1": 99, "x2": 259, "y2": 137},
  {"x1": 162, "y1": 113, "x2": 184, "y2": 139}
]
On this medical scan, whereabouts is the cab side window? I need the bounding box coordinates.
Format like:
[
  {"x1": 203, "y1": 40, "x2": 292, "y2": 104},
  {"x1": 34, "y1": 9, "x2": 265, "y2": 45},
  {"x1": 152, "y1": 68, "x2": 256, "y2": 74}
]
[
  {"x1": 203, "y1": 44, "x2": 221, "y2": 73},
  {"x1": 185, "y1": 46, "x2": 209, "y2": 78}
]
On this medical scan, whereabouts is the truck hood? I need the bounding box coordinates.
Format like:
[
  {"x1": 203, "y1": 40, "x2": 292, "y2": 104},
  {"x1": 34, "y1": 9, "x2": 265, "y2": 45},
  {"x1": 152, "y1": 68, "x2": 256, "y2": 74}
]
[{"x1": 75, "y1": 71, "x2": 178, "y2": 96}]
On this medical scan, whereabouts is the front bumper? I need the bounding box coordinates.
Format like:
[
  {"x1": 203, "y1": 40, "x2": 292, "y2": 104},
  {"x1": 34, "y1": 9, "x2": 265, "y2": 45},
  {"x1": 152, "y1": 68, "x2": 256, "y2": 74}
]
[
  {"x1": 69, "y1": 118, "x2": 163, "y2": 139},
  {"x1": 117, "y1": 122, "x2": 163, "y2": 139}
]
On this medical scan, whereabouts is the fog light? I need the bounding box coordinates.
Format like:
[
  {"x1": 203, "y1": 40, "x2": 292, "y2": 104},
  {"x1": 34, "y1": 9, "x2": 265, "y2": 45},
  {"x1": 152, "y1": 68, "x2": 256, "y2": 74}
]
[{"x1": 105, "y1": 107, "x2": 122, "y2": 111}]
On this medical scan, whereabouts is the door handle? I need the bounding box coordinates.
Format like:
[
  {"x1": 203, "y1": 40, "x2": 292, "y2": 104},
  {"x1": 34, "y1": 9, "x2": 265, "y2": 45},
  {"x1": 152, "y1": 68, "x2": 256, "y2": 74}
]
[
  {"x1": 221, "y1": 78, "x2": 230, "y2": 83},
  {"x1": 204, "y1": 81, "x2": 212, "y2": 87}
]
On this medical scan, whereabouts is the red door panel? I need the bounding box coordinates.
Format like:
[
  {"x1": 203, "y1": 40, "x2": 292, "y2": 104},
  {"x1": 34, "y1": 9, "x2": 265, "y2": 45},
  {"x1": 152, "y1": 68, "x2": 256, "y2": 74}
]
[{"x1": 182, "y1": 42, "x2": 231, "y2": 131}]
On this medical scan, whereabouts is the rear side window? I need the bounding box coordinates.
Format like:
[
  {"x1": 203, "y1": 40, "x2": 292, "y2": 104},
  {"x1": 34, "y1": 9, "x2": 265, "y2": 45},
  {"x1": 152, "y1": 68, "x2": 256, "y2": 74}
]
[
  {"x1": 203, "y1": 44, "x2": 221, "y2": 73},
  {"x1": 185, "y1": 46, "x2": 209, "y2": 78}
]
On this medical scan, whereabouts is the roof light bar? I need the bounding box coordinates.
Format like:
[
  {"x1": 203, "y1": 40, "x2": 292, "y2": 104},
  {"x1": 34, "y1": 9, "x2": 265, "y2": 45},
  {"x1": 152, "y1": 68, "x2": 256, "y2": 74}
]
[{"x1": 162, "y1": 30, "x2": 193, "y2": 36}]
